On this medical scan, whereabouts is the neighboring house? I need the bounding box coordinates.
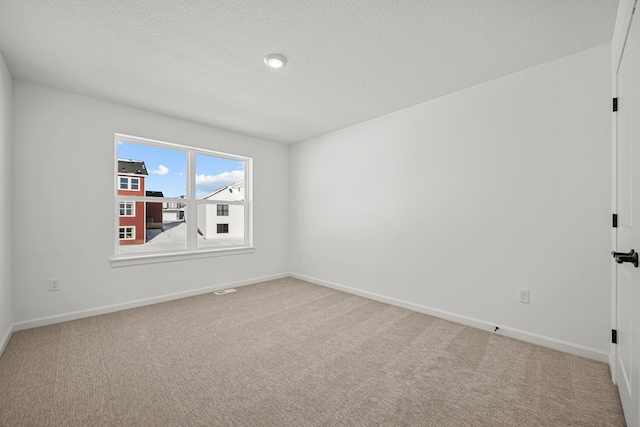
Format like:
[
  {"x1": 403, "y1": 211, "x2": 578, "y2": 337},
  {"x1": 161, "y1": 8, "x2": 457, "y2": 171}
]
[
  {"x1": 197, "y1": 182, "x2": 244, "y2": 240},
  {"x1": 117, "y1": 159, "x2": 148, "y2": 245},
  {"x1": 145, "y1": 191, "x2": 164, "y2": 229},
  {"x1": 163, "y1": 196, "x2": 186, "y2": 222}
]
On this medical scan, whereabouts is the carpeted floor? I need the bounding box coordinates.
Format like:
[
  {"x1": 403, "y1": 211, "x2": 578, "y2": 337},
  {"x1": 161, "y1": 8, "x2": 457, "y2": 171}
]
[{"x1": 0, "y1": 277, "x2": 626, "y2": 426}]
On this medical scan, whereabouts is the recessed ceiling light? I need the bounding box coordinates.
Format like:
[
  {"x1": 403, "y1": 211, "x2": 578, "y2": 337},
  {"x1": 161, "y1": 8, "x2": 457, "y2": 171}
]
[{"x1": 264, "y1": 54, "x2": 287, "y2": 69}]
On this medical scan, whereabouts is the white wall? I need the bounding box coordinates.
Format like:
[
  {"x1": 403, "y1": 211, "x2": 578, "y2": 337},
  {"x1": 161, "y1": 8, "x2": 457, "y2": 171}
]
[
  {"x1": 0, "y1": 52, "x2": 13, "y2": 349},
  {"x1": 12, "y1": 81, "x2": 289, "y2": 323},
  {"x1": 290, "y1": 44, "x2": 612, "y2": 355}
]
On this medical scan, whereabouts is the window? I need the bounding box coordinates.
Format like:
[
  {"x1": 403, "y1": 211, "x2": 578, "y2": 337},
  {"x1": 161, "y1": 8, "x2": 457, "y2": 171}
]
[
  {"x1": 113, "y1": 134, "x2": 252, "y2": 266},
  {"x1": 164, "y1": 201, "x2": 186, "y2": 209},
  {"x1": 119, "y1": 201, "x2": 135, "y2": 217},
  {"x1": 119, "y1": 226, "x2": 135, "y2": 240},
  {"x1": 217, "y1": 204, "x2": 229, "y2": 216},
  {"x1": 119, "y1": 177, "x2": 140, "y2": 191}
]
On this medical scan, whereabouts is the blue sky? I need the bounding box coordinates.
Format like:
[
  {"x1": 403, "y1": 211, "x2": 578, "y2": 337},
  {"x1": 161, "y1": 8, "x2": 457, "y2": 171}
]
[{"x1": 117, "y1": 141, "x2": 244, "y2": 198}]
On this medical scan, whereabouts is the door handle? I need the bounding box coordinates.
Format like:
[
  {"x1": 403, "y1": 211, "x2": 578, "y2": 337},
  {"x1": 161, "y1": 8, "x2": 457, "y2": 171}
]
[{"x1": 612, "y1": 249, "x2": 639, "y2": 268}]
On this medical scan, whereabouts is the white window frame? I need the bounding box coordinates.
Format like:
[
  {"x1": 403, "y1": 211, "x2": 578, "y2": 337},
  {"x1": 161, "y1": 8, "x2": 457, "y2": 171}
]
[
  {"x1": 112, "y1": 133, "x2": 254, "y2": 267},
  {"x1": 119, "y1": 226, "x2": 136, "y2": 240},
  {"x1": 119, "y1": 201, "x2": 135, "y2": 217},
  {"x1": 119, "y1": 176, "x2": 140, "y2": 191}
]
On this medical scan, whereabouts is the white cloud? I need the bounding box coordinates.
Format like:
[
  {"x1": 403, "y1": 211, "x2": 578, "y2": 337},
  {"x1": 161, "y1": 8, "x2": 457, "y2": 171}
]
[
  {"x1": 196, "y1": 170, "x2": 244, "y2": 193},
  {"x1": 152, "y1": 165, "x2": 169, "y2": 176}
]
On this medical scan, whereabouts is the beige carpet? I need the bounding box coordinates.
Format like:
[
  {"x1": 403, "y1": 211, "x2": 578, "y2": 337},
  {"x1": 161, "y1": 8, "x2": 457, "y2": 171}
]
[{"x1": 0, "y1": 277, "x2": 626, "y2": 426}]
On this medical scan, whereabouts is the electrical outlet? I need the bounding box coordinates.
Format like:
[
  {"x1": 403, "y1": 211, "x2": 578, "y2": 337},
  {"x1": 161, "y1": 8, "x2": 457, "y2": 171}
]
[
  {"x1": 518, "y1": 288, "x2": 529, "y2": 304},
  {"x1": 49, "y1": 279, "x2": 60, "y2": 292}
]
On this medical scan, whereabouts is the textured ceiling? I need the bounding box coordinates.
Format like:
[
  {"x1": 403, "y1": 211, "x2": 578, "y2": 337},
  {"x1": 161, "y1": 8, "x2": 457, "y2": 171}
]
[{"x1": 0, "y1": 0, "x2": 619, "y2": 144}]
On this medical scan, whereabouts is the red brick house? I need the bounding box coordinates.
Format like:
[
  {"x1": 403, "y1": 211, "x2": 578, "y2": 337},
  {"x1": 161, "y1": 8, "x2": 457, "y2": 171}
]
[{"x1": 117, "y1": 159, "x2": 148, "y2": 245}]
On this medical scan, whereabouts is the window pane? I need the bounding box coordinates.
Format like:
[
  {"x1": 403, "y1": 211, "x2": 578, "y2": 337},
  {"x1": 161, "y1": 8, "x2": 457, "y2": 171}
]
[
  {"x1": 117, "y1": 140, "x2": 187, "y2": 198},
  {"x1": 118, "y1": 226, "x2": 135, "y2": 240},
  {"x1": 197, "y1": 204, "x2": 245, "y2": 249},
  {"x1": 119, "y1": 177, "x2": 128, "y2": 189},
  {"x1": 118, "y1": 202, "x2": 188, "y2": 254},
  {"x1": 119, "y1": 201, "x2": 135, "y2": 217},
  {"x1": 195, "y1": 154, "x2": 245, "y2": 199}
]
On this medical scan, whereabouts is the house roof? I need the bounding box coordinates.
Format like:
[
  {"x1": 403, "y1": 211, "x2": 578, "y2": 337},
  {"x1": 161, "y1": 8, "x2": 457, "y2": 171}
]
[
  {"x1": 200, "y1": 182, "x2": 244, "y2": 201},
  {"x1": 146, "y1": 191, "x2": 164, "y2": 197},
  {"x1": 118, "y1": 159, "x2": 148, "y2": 176}
]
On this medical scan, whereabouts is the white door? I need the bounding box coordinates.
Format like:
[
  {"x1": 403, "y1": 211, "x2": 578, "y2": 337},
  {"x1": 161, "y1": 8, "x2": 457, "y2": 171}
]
[{"x1": 616, "y1": 5, "x2": 640, "y2": 426}]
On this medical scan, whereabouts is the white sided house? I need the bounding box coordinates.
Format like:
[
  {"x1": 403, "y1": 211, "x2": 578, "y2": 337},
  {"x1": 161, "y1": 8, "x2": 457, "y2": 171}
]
[
  {"x1": 162, "y1": 198, "x2": 186, "y2": 223},
  {"x1": 197, "y1": 182, "x2": 244, "y2": 242}
]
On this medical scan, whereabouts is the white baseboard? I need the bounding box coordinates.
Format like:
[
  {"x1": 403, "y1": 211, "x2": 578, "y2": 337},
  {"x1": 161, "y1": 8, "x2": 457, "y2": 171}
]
[
  {"x1": 291, "y1": 273, "x2": 610, "y2": 364},
  {"x1": 0, "y1": 323, "x2": 13, "y2": 358},
  {"x1": 8, "y1": 271, "x2": 610, "y2": 365},
  {"x1": 609, "y1": 345, "x2": 617, "y2": 384},
  {"x1": 12, "y1": 272, "x2": 289, "y2": 332}
]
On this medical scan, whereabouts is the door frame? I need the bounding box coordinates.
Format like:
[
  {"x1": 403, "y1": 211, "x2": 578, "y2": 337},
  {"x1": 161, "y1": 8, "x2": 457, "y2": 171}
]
[{"x1": 611, "y1": 0, "x2": 638, "y2": 383}]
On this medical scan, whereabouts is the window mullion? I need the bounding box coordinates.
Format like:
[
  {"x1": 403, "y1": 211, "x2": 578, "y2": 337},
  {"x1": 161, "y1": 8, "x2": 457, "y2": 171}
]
[
  {"x1": 196, "y1": 199, "x2": 245, "y2": 206},
  {"x1": 186, "y1": 150, "x2": 197, "y2": 251},
  {"x1": 244, "y1": 158, "x2": 252, "y2": 247},
  {"x1": 117, "y1": 195, "x2": 185, "y2": 203}
]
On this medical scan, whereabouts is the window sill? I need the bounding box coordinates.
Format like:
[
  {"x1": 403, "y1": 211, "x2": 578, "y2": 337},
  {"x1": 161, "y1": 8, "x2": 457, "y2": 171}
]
[{"x1": 110, "y1": 246, "x2": 255, "y2": 267}]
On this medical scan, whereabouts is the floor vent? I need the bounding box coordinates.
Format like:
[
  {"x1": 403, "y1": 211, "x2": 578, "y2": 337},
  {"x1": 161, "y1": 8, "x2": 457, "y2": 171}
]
[{"x1": 214, "y1": 288, "x2": 237, "y2": 296}]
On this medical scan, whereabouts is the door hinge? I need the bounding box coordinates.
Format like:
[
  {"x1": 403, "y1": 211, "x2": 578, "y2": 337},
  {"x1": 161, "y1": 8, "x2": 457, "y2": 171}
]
[
  {"x1": 613, "y1": 98, "x2": 618, "y2": 112},
  {"x1": 613, "y1": 214, "x2": 618, "y2": 228},
  {"x1": 612, "y1": 329, "x2": 618, "y2": 344}
]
